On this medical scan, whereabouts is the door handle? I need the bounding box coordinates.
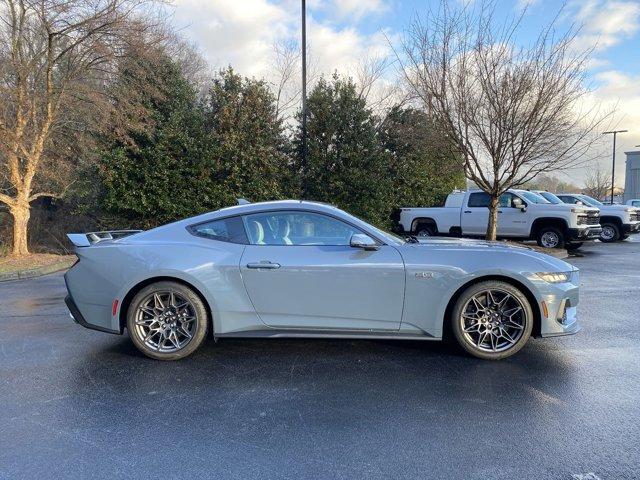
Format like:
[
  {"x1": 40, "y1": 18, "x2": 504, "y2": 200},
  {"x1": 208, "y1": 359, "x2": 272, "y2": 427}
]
[
  {"x1": 498, "y1": 210, "x2": 503, "y2": 214},
  {"x1": 246, "y1": 261, "x2": 281, "y2": 269},
  {"x1": 463, "y1": 210, "x2": 472, "y2": 214}
]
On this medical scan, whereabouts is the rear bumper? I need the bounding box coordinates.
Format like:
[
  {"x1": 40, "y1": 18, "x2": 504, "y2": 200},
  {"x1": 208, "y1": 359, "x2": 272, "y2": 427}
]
[
  {"x1": 65, "y1": 293, "x2": 120, "y2": 335},
  {"x1": 568, "y1": 226, "x2": 602, "y2": 241}
]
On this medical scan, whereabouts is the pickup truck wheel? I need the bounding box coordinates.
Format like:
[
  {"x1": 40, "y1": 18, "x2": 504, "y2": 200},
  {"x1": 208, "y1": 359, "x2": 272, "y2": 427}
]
[
  {"x1": 416, "y1": 226, "x2": 435, "y2": 237},
  {"x1": 451, "y1": 281, "x2": 533, "y2": 360},
  {"x1": 599, "y1": 223, "x2": 620, "y2": 242},
  {"x1": 536, "y1": 227, "x2": 565, "y2": 249}
]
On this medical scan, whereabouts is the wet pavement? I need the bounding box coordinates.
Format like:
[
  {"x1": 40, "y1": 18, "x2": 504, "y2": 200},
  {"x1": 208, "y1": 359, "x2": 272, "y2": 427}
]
[{"x1": 1, "y1": 239, "x2": 639, "y2": 479}]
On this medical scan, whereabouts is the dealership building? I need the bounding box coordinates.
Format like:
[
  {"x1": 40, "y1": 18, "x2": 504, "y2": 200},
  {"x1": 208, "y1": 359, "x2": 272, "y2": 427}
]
[{"x1": 624, "y1": 150, "x2": 640, "y2": 201}]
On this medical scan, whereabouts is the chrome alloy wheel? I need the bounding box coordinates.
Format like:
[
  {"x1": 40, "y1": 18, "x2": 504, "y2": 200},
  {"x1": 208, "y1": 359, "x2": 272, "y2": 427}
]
[
  {"x1": 540, "y1": 231, "x2": 560, "y2": 248},
  {"x1": 133, "y1": 291, "x2": 198, "y2": 353},
  {"x1": 600, "y1": 225, "x2": 616, "y2": 241},
  {"x1": 459, "y1": 289, "x2": 527, "y2": 353}
]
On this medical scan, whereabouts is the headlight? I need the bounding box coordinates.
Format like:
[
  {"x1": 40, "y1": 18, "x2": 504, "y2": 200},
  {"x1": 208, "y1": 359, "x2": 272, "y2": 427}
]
[{"x1": 536, "y1": 271, "x2": 572, "y2": 283}]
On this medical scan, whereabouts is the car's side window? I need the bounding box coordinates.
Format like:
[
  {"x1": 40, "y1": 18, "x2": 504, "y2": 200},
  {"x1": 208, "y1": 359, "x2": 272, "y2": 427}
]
[
  {"x1": 188, "y1": 217, "x2": 248, "y2": 244},
  {"x1": 499, "y1": 193, "x2": 517, "y2": 208},
  {"x1": 633, "y1": 201, "x2": 640, "y2": 207},
  {"x1": 468, "y1": 192, "x2": 490, "y2": 208},
  {"x1": 242, "y1": 211, "x2": 363, "y2": 246},
  {"x1": 559, "y1": 196, "x2": 578, "y2": 204}
]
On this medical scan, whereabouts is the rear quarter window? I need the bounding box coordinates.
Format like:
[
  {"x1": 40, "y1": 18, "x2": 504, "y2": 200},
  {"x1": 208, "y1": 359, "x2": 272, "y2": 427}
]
[{"x1": 188, "y1": 217, "x2": 248, "y2": 244}]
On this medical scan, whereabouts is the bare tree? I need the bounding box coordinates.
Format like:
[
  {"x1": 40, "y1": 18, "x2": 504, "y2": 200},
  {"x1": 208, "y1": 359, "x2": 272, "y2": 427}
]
[
  {"x1": 0, "y1": 0, "x2": 151, "y2": 256},
  {"x1": 399, "y1": 1, "x2": 610, "y2": 240},
  {"x1": 583, "y1": 165, "x2": 612, "y2": 201}
]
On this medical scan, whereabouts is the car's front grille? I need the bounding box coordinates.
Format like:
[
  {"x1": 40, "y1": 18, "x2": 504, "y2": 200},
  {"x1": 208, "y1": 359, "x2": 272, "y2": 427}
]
[
  {"x1": 631, "y1": 212, "x2": 640, "y2": 222},
  {"x1": 578, "y1": 214, "x2": 600, "y2": 225}
]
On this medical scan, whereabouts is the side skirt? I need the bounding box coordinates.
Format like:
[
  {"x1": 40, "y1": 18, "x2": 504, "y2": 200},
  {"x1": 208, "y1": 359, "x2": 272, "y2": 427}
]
[{"x1": 215, "y1": 329, "x2": 437, "y2": 341}]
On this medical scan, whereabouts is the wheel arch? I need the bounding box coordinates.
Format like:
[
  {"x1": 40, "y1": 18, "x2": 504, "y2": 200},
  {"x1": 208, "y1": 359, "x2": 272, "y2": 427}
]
[
  {"x1": 118, "y1": 276, "x2": 214, "y2": 335},
  {"x1": 599, "y1": 215, "x2": 623, "y2": 228},
  {"x1": 529, "y1": 217, "x2": 569, "y2": 238},
  {"x1": 411, "y1": 217, "x2": 438, "y2": 234},
  {"x1": 442, "y1": 274, "x2": 542, "y2": 339}
]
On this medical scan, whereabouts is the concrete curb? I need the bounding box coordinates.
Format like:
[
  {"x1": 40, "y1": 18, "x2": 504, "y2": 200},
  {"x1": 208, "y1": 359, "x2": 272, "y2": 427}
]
[{"x1": 0, "y1": 258, "x2": 76, "y2": 282}]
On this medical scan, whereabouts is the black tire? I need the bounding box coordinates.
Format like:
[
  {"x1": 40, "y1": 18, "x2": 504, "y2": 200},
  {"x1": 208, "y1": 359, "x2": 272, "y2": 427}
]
[
  {"x1": 415, "y1": 224, "x2": 436, "y2": 237},
  {"x1": 127, "y1": 281, "x2": 209, "y2": 361},
  {"x1": 619, "y1": 234, "x2": 629, "y2": 241},
  {"x1": 451, "y1": 280, "x2": 533, "y2": 360},
  {"x1": 536, "y1": 226, "x2": 565, "y2": 249},
  {"x1": 566, "y1": 242, "x2": 583, "y2": 251},
  {"x1": 599, "y1": 223, "x2": 620, "y2": 243}
]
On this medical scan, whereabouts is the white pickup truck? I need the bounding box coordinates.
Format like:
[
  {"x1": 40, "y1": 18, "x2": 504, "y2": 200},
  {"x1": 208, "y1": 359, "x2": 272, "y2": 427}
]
[
  {"x1": 556, "y1": 192, "x2": 640, "y2": 242},
  {"x1": 395, "y1": 189, "x2": 602, "y2": 249}
]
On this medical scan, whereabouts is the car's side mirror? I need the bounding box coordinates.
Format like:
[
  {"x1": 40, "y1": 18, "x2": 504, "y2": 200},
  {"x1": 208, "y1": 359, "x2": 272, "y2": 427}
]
[
  {"x1": 576, "y1": 201, "x2": 584, "y2": 206},
  {"x1": 512, "y1": 198, "x2": 526, "y2": 212},
  {"x1": 350, "y1": 233, "x2": 379, "y2": 251}
]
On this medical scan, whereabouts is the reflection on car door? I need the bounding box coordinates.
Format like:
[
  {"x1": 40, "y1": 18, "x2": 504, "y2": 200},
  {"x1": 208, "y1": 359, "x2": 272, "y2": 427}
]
[{"x1": 239, "y1": 211, "x2": 405, "y2": 331}]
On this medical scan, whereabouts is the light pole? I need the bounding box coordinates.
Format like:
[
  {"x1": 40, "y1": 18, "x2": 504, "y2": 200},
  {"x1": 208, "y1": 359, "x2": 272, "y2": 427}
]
[
  {"x1": 301, "y1": 0, "x2": 307, "y2": 198},
  {"x1": 603, "y1": 130, "x2": 628, "y2": 204}
]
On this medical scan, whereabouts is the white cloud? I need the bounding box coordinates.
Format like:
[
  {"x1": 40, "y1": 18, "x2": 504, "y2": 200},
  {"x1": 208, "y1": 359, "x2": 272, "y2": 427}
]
[
  {"x1": 571, "y1": 0, "x2": 640, "y2": 51},
  {"x1": 327, "y1": 0, "x2": 389, "y2": 20},
  {"x1": 169, "y1": 0, "x2": 393, "y2": 81},
  {"x1": 580, "y1": 70, "x2": 640, "y2": 187}
]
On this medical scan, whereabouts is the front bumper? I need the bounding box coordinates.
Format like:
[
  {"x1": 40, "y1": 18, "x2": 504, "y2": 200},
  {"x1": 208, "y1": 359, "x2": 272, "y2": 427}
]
[
  {"x1": 622, "y1": 222, "x2": 640, "y2": 234},
  {"x1": 535, "y1": 271, "x2": 581, "y2": 338},
  {"x1": 568, "y1": 225, "x2": 602, "y2": 241}
]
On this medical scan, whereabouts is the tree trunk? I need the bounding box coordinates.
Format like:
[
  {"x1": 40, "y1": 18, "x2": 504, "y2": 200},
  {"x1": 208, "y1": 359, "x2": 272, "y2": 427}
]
[
  {"x1": 9, "y1": 201, "x2": 31, "y2": 256},
  {"x1": 485, "y1": 195, "x2": 499, "y2": 241}
]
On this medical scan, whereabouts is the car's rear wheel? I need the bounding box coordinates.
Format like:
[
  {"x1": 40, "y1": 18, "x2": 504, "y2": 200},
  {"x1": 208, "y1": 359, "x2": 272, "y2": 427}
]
[
  {"x1": 127, "y1": 281, "x2": 208, "y2": 360},
  {"x1": 599, "y1": 223, "x2": 620, "y2": 242},
  {"x1": 415, "y1": 224, "x2": 436, "y2": 237},
  {"x1": 451, "y1": 281, "x2": 533, "y2": 360}
]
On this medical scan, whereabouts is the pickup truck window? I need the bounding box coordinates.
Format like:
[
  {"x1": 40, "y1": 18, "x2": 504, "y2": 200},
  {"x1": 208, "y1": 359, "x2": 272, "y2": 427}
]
[
  {"x1": 468, "y1": 192, "x2": 491, "y2": 207},
  {"x1": 468, "y1": 192, "x2": 519, "y2": 208}
]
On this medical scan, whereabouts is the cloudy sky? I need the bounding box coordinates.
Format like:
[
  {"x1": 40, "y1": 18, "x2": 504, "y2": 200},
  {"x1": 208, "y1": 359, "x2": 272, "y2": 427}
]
[{"x1": 168, "y1": 0, "x2": 640, "y2": 187}]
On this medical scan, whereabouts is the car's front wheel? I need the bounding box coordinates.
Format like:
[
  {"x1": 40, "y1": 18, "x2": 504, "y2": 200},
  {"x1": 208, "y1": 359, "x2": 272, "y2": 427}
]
[
  {"x1": 127, "y1": 281, "x2": 209, "y2": 360},
  {"x1": 599, "y1": 223, "x2": 620, "y2": 242},
  {"x1": 451, "y1": 281, "x2": 533, "y2": 360},
  {"x1": 536, "y1": 227, "x2": 565, "y2": 249}
]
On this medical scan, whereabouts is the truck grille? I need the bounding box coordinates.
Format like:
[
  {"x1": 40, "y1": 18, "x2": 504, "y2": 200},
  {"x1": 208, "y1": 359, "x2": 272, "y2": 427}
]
[
  {"x1": 631, "y1": 212, "x2": 640, "y2": 222},
  {"x1": 578, "y1": 213, "x2": 600, "y2": 225}
]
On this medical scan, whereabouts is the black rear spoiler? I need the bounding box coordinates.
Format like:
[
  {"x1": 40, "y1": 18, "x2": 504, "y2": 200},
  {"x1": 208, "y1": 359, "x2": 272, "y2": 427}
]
[{"x1": 67, "y1": 230, "x2": 143, "y2": 247}]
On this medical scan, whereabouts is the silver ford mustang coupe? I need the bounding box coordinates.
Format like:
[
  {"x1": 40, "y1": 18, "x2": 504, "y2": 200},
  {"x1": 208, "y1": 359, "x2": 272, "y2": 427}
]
[{"x1": 65, "y1": 200, "x2": 580, "y2": 361}]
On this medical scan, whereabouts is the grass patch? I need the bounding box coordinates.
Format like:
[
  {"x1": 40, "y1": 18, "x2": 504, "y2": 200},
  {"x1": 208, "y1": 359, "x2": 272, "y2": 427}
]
[{"x1": 0, "y1": 253, "x2": 76, "y2": 275}]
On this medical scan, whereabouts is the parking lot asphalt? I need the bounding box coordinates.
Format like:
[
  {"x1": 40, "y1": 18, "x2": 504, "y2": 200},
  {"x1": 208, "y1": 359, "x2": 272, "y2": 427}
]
[{"x1": 1, "y1": 240, "x2": 639, "y2": 480}]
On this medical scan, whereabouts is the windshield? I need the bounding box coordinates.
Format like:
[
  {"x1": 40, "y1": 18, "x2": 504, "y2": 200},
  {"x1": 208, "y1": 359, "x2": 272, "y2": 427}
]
[
  {"x1": 578, "y1": 194, "x2": 603, "y2": 206},
  {"x1": 519, "y1": 191, "x2": 551, "y2": 204},
  {"x1": 536, "y1": 191, "x2": 563, "y2": 204}
]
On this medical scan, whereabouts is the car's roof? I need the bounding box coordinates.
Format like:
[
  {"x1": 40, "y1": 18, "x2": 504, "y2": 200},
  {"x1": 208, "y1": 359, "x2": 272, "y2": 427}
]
[
  {"x1": 128, "y1": 199, "x2": 381, "y2": 244},
  {"x1": 211, "y1": 200, "x2": 344, "y2": 218}
]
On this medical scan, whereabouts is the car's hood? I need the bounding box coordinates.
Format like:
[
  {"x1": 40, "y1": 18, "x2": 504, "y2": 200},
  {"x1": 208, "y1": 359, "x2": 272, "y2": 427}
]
[
  {"x1": 402, "y1": 237, "x2": 575, "y2": 272},
  {"x1": 598, "y1": 204, "x2": 639, "y2": 212},
  {"x1": 536, "y1": 204, "x2": 598, "y2": 214}
]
